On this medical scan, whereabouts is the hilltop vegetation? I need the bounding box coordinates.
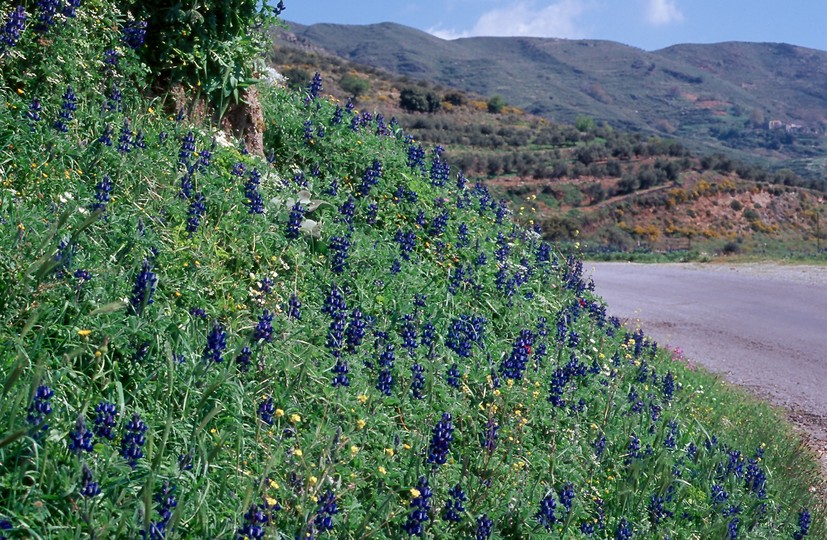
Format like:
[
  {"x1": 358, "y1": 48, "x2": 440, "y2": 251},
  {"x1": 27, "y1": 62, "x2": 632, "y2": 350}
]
[
  {"x1": 0, "y1": 1, "x2": 824, "y2": 539},
  {"x1": 269, "y1": 44, "x2": 827, "y2": 259}
]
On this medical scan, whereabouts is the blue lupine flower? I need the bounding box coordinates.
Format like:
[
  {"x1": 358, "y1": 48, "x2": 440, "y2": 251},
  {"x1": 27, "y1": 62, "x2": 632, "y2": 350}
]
[
  {"x1": 400, "y1": 314, "x2": 418, "y2": 356},
  {"x1": 116, "y1": 119, "x2": 133, "y2": 153},
  {"x1": 331, "y1": 104, "x2": 343, "y2": 125},
  {"x1": 314, "y1": 490, "x2": 338, "y2": 532},
  {"x1": 345, "y1": 308, "x2": 366, "y2": 352},
  {"x1": 237, "y1": 503, "x2": 269, "y2": 540},
  {"x1": 626, "y1": 433, "x2": 642, "y2": 464},
  {"x1": 407, "y1": 143, "x2": 426, "y2": 173},
  {"x1": 615, "y1": 518, "x2": 633, "y2": 540},
  {"x1": 27, "y1": 384, "x2": 54, "y2": 435},
  {"x1": 648, "y1": 494, "x2": 673, "y2": 525},
  {"x1": 413, "y1": 293, "x2": 427, "y2": 309},
  {"x1": 558, "y1": 483, "x2": 575, "y2": 513},
  {"x1": 120, "y1": 413, "x2": 147, "y2": 469},
  {"x1": 303, "y1": 119, "x2": 314, "y2": 143},
  {"x1": 130, "y1": 259, "x2": 157, "y2": 315},
  {"x1": 338, "y1": 196, "x2": 356, "y2": 226},
  {"x1": 475, "y1": 514, "x2": 493, "y2": 540},
  {"x1": 499, "y1": 329, "x2": 532, "y2": 381},
  {"x1": 89, "y1": 175, "x2": 113, "y2": 213},
  {"x1": 794, "y1": 509, "x2": 811, "y2": 539},
  {"x1": 536, "y1": 493, "x2": 557, "y2": 530},
  {"x1": 274, "y1": 0, "x2": 285, "y2": 15},
  {"x1": 197, "y1": 142, "x2": 214, "y2": 172},
  {"x1": 376, "y1": 369, "x2": 393, "y2": 396},
  {"x1": 34, "y1": 0, "x2": 59, "y2": 33},
  {"x1": 122, "y1": 20, "x2": 147, "y2": 49},
  {"x1": 306, "y1": 72, "x2": 323, "y2": 101},
  {"x1": 0, "y1": 6, "x2": 27, "y2": 54},
  {"x1": 482, "y1": 416, "x2": 498, "y2": 454},
  {"x1": 244, "y1": 169, "x2": 265, "y2": 214},
  {"x1": 390, "y1": 259, "x2": 401, "y2": 274},
  {"x1": 711, "y1": 484, "x2": 728, "y2": 506},
  {"x1": 107, "y1": 84, "x2": 123, "y2": 112},
  {"x1": 662, "y1": 371, "x2": 676, "y2": 402},
  {"x1": 442, "y1": 484, "x2": 466, "y2": 523},
  {"x1": 236, "y1": 346, "x2": 252, "y2": 372},
  {"x1": 323, "y1": 283, "x2": 347, "y2": 318},
  {"x1": 54, "y1": 85, "x2": 76, "y2": 133},
  {"x1": 103, "y1": 47, "x2": 119, "y2": 68},
  {"x1": 410, "y1": 363, "x2": 425, "y2": 400},
  {"x1": 254, "y1": 310, "x2": 274, "y2": 343},
  {"x1": 495, "y1": 200, "x2": 509, "y2": 224},
  {"x1": 178, "y1": 131, "x2": 195, "y2": 168},
  {"x1": 258, "y1": 396, "x2": 275, "y2": 425},
  {"x1": 62, "y1": 0, "x2": 81, "y2": 18},
  {"x1": 429, "y1": 147, "x2": 450, "y2": 187},
  {"x1": 329, "y1": 235, "x2": 351, "y2": 274},
  {"x1": 457, "y1": 223, "x2": 469, "y2": 247},
  {"x1": 26, "y1": 97, "x2": 41, "y2": 128},
  {"x1": 68, "y1": 416, "x2": 94, "y2": 454},
  {"x1": 186, "y1": 192, "x2": 206, "y2": 235},
  {"x1": 285, "y1": 202, "x2": 304, "y2": 239},
  {"x1": 78, "y1": 464, "x2": 101, "y2": 498},
  {"x1": 403, "y1": 476, "x2": 432, "y2": 537},
  {"x1": 446, "y1": 363, "x2": 460, "y2": 388},
  {"x1": 394, "y1": 229, "x2": 417, "y2": 260},
  {"x1": 92, "y1": 401, "x2": 118, "y2": 441},
  {"x1": 332, "y1": 358, "x2": 350, "y2": 387},
  {"x1": 427, "y1": 413, "x2": 453, "y2": 467},
  {"x1": 203, "y1": 321, "x2": 227, "y2": 364},
  {"x1": 141, "y1": 482, "x2": 177, "y2": 539},
  {"x1": 357, "y1": 160, "x2": 383, "y2": 197},
  {"x1": 445, "y1": 315, "x2": 486, "y2": 358},
  {"x1": 727, "y1": 517, "x2": 739, "y2": 539},
  {"x1": 365, "y1": 202, "x2": 378, "y2": 224},
  {"x1": 287, "y1": 294, "x2": 302, "y2": 320},
  {"x1": 745, "y1": 459, "x2": 767, "y2": 498}
]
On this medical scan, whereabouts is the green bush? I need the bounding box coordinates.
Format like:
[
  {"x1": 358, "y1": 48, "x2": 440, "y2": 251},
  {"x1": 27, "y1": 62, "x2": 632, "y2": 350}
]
[
  {"x1": 399, "y1": 86, "x2": 441, "y2": 113},
  {"x1": 127, "y1": 0, "x2": 282, "y2": 117},
  {"x1": 339, "y1": 74, "x2": 371, "y2": 99}
]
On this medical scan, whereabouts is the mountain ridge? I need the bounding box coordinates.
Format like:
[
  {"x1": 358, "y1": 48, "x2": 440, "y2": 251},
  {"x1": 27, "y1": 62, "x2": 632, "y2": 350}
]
[{"x1": 278, "y1": 20, "x2": 827, "y2": 176}]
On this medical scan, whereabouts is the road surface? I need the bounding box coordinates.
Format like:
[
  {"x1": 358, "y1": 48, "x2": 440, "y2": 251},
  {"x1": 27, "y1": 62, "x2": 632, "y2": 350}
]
[{"x1": 586, "y1": 262, "x2": 827, "y2": 467}]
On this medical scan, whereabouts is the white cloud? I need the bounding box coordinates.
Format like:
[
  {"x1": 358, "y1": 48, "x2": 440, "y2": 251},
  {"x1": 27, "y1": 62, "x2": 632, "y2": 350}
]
[
  {"x1": 645, "y1": 0, "x2": 684, "y2": 26},
  {"x1": 428, "y1": 0, "x2": 589, "y2": 40}
]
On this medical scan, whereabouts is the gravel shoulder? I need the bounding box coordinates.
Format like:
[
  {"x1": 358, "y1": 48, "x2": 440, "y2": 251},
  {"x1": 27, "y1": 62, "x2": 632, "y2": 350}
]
[{"x1": 585, "y1": 261, "x2": 827, "y2": 475}]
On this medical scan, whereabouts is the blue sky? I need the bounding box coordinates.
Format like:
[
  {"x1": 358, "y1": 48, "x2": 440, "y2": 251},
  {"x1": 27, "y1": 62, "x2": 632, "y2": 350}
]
[{"x1": 281, "y1": 0, "x2": 827, "y2": 52}]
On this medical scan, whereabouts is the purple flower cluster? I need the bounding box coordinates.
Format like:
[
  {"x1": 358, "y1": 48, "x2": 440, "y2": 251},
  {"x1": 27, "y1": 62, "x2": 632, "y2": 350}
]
[
  {"x1": 203, "y1": 322, "x2": 227, "y2": 363},
  {"x1": 130, "y1": 259, "x2": 157, "y2": 315},
  {"x1": 0, "y1": 6, "x2": 26, "y2": 54},
  {"x1": 54, "y1": 85, "x2": 76, "y2": 133},
  {"x1": 285, "y1": 202, "x2": 304, "y2": 239},
  {"x1": 245, "y1": 169, "x2": 265, "y2": 214},
  {"x1": 403, "y1": 476, "x2": 432, "y2": 537},
  {"x1": 120, "y1": 413, "x2": 147, "y2": 469},
  {"x1": 427, "y1": 412, "x2": 453, "y2": 467}
]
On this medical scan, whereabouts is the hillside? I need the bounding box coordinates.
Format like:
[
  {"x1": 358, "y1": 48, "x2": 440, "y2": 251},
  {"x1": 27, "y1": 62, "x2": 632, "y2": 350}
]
[
  {"x1": 278, "y1": 22, "x2": 827, "y2": 180},
  {"x1": 267, "y1": 43, "x2": 827, "y2": 258},
  {"x1": 0, "y1": 3, "x2": 825, "y2": 538}
]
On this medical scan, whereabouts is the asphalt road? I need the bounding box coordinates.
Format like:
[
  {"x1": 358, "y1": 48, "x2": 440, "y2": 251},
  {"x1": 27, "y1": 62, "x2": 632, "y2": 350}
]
[{"x1": 585, "y1": 262, "x2": 827, "y2": 445}]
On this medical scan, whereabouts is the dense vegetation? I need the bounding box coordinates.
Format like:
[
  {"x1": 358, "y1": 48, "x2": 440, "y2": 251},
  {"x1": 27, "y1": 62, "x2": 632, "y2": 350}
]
[{"x1": 0, "y1": 1, "x2": 824, "y2": 538}]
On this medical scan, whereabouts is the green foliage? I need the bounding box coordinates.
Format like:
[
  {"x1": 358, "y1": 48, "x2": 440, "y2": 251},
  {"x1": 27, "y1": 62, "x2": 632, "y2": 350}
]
[
  {"x1": 127, "y1": 0, "x2": 280, "y2": 117},
  {"x1": 399, "y1": 86, "x2": 441, "y2": 113},
  {"x1": 486, "y1": 94, "x2": 506, "y2": 114},
  {"x1": 339, "y1": 74, "x2": 371, "y2": 99}
]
